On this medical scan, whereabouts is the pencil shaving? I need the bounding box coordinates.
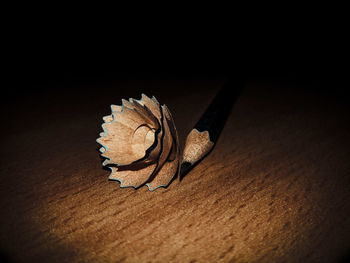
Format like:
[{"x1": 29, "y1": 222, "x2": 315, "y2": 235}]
[{"x1": 97, "y1": 94, "x2": 179, "y2": 191}]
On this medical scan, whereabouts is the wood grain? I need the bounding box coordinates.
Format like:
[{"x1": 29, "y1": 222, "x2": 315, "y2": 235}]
[{"x1": 1, "y1": 79, "x2": 349, "y2": 262}]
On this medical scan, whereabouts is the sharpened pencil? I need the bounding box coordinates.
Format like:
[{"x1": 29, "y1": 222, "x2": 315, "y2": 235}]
[{"x1": 180, "y1": 79, "x2": 244, "y2": 179}]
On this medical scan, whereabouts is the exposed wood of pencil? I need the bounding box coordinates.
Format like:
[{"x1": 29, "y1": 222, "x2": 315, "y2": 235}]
[
  {"x1": 181, "y1": 129, "x2": 214, "y2": 165},
  {"x1": 0, "y1": 80, "x2": 349, "y2": 263}
]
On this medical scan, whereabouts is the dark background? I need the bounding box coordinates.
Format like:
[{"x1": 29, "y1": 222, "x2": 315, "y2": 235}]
[{"x1": 3, "y1": 31, "x2": 348, "y2": 105}]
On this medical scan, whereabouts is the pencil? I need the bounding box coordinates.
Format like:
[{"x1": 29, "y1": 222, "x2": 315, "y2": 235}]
[{"x1": 180, "y1": 79, "x2": 244, "y2": 179}]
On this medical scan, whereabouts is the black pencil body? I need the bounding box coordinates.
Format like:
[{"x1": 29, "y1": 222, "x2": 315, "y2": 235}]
[{"x1": 180, "y1": 79, "x2": 244, "y2": 178}]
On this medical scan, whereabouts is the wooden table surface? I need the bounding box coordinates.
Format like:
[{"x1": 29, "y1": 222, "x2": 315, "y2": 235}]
[{"x1": 1, "y1": 78, "x2": 349, "y2": 262}]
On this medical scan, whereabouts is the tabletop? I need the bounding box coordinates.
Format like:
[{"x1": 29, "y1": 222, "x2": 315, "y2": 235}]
[{"x1": 1, "y1": 76, "x2": 349, "y2": 262}]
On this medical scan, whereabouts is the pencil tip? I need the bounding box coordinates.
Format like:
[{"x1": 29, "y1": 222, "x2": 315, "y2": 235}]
[{"x1": 180, "y1": 162, "x2": 192, "y2": 181}]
